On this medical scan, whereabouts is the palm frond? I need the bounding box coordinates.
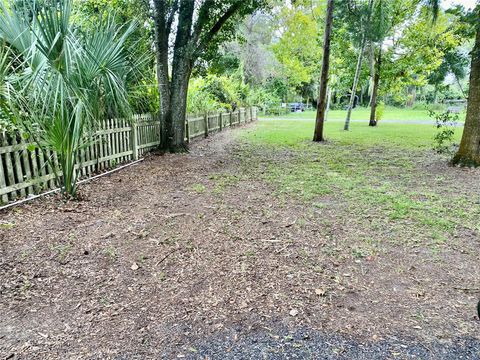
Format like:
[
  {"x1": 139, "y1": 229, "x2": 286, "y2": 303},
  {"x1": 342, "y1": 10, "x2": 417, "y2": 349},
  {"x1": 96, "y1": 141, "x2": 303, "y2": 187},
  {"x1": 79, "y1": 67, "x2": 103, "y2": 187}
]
[{"x1": 0, "y1": 0, "x2": 138, "y2": 197}]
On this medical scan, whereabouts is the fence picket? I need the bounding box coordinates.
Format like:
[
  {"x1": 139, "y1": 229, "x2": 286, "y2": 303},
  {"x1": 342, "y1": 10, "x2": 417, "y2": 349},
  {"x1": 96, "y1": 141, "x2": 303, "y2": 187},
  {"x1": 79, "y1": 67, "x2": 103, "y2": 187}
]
[
  {"x1": 2, "y1": 136, "x2": 17, "y2": 200},
  {"x1": 11, "y1": 136, "x2": 26, "y2": 198},
  {"x1": 19, "y1": 136, "x2": 34, "y2": 196},
  {"x1": 37, "y1": 146, "x2": 48, "y2": 192},
  {"x1": 45, "y1": 149, "x2": 55, "y2": 189},
  {"x1": 0, "y1": 141, "x2": 8, "y2": 203},
  {"x1": 0, "y1": 107, "x2": 257, "y2": 204}
]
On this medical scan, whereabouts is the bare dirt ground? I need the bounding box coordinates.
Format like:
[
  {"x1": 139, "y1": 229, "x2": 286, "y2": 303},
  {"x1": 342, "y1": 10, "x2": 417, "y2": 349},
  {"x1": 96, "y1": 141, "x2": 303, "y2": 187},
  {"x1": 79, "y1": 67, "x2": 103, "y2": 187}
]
[{"x1": 1, "y1": 123, "x2": 479, "y2": 359}]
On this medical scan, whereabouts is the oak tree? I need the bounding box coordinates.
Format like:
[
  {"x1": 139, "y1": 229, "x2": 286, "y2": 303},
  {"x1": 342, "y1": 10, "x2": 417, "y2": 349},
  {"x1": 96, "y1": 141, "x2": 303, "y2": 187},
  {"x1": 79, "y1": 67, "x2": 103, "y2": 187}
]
[{"x1": 152, "y1": 0, "x2": 265, "y2": 152}]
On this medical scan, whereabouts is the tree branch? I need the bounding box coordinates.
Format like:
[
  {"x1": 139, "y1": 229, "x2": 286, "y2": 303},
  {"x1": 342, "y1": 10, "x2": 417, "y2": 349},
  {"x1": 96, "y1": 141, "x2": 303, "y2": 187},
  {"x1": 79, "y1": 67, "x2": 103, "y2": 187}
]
[
  {"x1": 195, "y1": 1, "x2": 243, "y2": 54},
  {"x1": 166, "y1": 0, "x2": 179, "y2": 35}
]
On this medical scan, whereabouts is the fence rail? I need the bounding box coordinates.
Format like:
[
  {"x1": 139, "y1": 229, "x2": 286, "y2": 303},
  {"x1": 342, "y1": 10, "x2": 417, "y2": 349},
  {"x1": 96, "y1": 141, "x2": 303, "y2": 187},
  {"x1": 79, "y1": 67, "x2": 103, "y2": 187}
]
[{"x1": 0, "y1": 107, "x2": 257, "y2": 204}]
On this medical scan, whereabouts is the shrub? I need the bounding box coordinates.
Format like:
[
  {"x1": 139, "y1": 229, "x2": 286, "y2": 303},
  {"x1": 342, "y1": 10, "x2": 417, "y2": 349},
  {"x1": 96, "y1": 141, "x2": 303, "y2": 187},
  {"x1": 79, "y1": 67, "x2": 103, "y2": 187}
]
[
  {"x1": 430, "y1": 110, "x2": 458, "y2": 155},
  {"x1": 188, "y1": 74, "x2": 256, "y2": 114},
  {"x1": 375, "y1": 102, "x2": 385, "y2": 122},
  {"x1": 187, "y1": 78, "x2": 220, "y2": 114},
  {"x1": 426, "y1": 103, "x2": 447, "y2": 112},
  {"x1": 0, "y1": 0, "x2": 138, "y2": 198}
]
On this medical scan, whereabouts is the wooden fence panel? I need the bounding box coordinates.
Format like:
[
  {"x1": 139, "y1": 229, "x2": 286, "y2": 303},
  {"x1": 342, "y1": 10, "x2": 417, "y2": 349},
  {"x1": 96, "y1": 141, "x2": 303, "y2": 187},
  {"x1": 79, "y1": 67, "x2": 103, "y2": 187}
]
[
  {"x1": 0, "y1": 107, "x2": 257, "y2": 204},
  {"x1": 187, "y1": 115, "x2": 205, "y2": 140},
  {"x1": 208, "y1": 113, "x2": 220, "y2": 132},
  {"x1": 137, "y1": 113, "x2": 160, "y2": 156}
]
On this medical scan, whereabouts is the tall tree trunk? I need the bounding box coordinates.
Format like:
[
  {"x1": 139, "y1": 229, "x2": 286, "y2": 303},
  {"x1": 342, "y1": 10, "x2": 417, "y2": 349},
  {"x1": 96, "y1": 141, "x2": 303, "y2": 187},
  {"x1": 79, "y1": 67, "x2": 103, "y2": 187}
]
[
  {"x1": 163, "y1": 0, "x2": 194, "y2": 152},
  {"x1": 152, "y1": 0, "x2": 171, "y2": 147},
  {"x1": 452, "y1": 25, "x2": 480, "y2": 166},
  {"x1": 343, "y1": 39, "x2": 366, "y2": 131},
  {"x1": 168, "y1": 61, "x2": 192, "y2": 151},
  {"x1": 344, "y1": 0, "x2": 373, "y2": 131},
  {"x1": 313, "y1": 0, "x2": 334, "y2": 142},
  {"x1": 369, "y1": 46, "x2": 382, "y2": 127}
]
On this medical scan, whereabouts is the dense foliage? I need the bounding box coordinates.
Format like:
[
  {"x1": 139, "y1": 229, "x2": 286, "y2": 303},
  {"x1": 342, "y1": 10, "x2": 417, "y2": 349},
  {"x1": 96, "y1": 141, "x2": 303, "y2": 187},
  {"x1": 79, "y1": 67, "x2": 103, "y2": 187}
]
[{"x1": 0, "y1": 0, "x2": 140, "y2": 196}]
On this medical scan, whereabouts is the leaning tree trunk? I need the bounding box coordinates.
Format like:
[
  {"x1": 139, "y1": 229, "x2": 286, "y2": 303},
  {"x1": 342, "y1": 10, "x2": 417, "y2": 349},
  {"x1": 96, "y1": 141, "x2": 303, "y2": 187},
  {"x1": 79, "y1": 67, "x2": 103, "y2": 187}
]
[
  {"x1": 344, "y1": 0, "x2": 373, "y2": 131},
  {"x1": 313, "y1": 0, "x2": 334, "y2": 142},
  {"x1": 452, "y1": 25, "x2": 480, "y2": 166},
  {"x1": 344, "y1": 36, "x2": 367, "y2": 131},
  {"x1": 369, "y1": 46, "x2": 382, "y2": 127}
]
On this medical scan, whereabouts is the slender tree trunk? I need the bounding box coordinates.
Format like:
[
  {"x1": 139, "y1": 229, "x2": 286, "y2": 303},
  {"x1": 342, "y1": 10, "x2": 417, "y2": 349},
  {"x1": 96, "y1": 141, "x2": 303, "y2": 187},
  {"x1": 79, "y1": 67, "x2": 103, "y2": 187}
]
[
  {"x1": 344, "y1": 39, "x2": 366, "y2": 131},
  {"x1": 406, "y1": 86, "x2": 416, "y2": 107},
  {"x1": 344, "y1": 0, "x2": 373, "y2": 131},
  {"x1": 369, "y1": 46, "x2": 382, "y2": 127},
  {"x1": 325, "y1": 86, "x2": 332, "y2": 122},
  {"x1": 454, "y1": 74, "x2": 467, "y2": 99},
  {"x1": 452, "y1": 25, "x2": 480, "y2": 166},
  {"x1": 313, "y1": 0, "x2": 334, "y2": 142}
]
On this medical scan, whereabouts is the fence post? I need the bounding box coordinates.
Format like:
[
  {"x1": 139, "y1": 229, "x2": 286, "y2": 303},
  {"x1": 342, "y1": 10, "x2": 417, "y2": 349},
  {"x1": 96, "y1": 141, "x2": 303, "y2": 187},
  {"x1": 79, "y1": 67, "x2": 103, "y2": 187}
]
[
  {"x1": 229, "y1": 111, "x2": 233, "y2": 127},
  {"x1": 185, "y1": 115, "x2": 190, "y2": 143},
  {"x1": 219, "y1": 112, "x2": 223, "y2": 132},
  {"x1": 0, "y1": 135, "x2": 8, "y2": 203},
  {"x1": 131, "y1": 118, "x2": 138, "y2": 160},
  {"x1": 204, "y1": 112, "x2": 209, "y2": 138}
]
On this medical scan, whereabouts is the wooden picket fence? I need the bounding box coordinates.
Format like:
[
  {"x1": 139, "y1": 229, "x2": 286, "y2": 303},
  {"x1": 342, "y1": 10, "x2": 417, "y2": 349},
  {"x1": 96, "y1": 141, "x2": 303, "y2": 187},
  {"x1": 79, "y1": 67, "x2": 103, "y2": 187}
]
[{"x1": 0, "y1": 107, "x2": 257, "y2": 204}]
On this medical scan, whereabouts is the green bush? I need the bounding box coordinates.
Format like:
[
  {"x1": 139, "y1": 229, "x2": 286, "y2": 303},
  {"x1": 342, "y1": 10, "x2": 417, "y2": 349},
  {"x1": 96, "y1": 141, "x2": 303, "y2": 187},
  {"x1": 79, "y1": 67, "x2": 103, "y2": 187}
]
[
  {"x1": 375, "y1": 102, "x2": 385, "y2": 122},
  {"x1": 187, "y1": 78, "x2": 220, "y2": 114},
  {"x1": 426, "y1": 103, "x2": 447, "y2": 112},
  {"x1": 187, "y1": 74, "x2": 256, "y2": 114},
  {"x1": 247, "y1": 88, "x2": 281, "y2": 112},
  {"x1": 431, "y1": 110, "x2": 458, "y2": 155},
  {"x1": 412, "y1": 101, "x2": 446, "y2": 112}
]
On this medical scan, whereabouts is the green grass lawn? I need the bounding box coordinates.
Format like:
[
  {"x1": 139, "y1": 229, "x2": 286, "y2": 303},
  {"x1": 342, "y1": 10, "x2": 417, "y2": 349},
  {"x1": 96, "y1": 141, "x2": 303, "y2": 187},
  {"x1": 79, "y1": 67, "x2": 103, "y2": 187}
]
[
  {"x1": 237, "y1": 120, "x2": 477, "y2": 236},
  {"x1": 225, "y1": 119, "x2": 480, "y2": 340},
  {"x1": 249, "y1": 118, "x2": 461, "y2": 149},
  {"x1": 261, "y1": 106, "x2": 467, "y2": 122}
]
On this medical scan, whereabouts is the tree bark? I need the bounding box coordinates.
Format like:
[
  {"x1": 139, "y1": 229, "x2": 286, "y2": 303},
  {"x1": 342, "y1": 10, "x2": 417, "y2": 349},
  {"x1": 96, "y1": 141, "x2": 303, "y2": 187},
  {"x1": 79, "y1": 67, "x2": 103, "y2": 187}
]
[
  {"x1": 166, "y1": 0, "x2": 194, "y2": 152},
  {"x1": 452, "y1": 25, "x2": 480, "y2": 166},
  {"x1": 313, "y1": 0, "x2": 334, "y2": 142},
  {"x1": 152, "y1": 0, "x2": 175, "y2": 148},
  {"x1": 168, "y1": 61, "x2": 192, "y2": 151},
  {"x1": 369, "y1": 46, "x2": 382, "y2": 127}
]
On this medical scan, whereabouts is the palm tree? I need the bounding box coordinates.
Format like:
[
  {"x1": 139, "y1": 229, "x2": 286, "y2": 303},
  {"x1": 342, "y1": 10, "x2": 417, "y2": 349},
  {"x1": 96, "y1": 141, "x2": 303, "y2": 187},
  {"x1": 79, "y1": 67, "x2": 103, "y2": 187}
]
[{"x1": 0, "y1": 0, "x2": 137, "y2": 197}]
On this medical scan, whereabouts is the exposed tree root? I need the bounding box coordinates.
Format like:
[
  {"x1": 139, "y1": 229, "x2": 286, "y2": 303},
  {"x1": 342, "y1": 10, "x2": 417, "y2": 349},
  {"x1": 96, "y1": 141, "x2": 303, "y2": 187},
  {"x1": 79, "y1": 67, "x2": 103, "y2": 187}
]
[{"x1": 451, "y1": 152, "x2": 480, "y2": 167}]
